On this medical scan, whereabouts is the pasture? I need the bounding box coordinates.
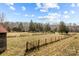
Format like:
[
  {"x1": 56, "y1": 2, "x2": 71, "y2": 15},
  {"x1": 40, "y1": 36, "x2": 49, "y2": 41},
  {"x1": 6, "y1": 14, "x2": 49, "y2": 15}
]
[{"x1": 0, "y1": 32, "x2": 78, "y2": 56}]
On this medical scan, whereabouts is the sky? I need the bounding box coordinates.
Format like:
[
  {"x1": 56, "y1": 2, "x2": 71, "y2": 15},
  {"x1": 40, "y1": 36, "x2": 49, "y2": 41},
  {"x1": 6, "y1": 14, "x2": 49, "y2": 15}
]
[{"x1": 0, "y1": 3, "x2": 79, "y2": 24}]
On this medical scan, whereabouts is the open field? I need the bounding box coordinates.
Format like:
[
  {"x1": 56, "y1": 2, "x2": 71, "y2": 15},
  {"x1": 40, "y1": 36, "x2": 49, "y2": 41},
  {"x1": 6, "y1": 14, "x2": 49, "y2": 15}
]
[
  {"x1": 26, "y1": 33, "x2": 79, "y2": 56},
  {"x1": 0, "y1": 32, "x2": 78, "y2": 56}
]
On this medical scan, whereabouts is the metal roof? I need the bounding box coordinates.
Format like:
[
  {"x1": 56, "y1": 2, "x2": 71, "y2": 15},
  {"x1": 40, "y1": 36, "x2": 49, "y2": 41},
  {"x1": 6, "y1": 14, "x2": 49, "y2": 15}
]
[{"x1": 0, "y1": 24, "x2": 7, "y2": 33}]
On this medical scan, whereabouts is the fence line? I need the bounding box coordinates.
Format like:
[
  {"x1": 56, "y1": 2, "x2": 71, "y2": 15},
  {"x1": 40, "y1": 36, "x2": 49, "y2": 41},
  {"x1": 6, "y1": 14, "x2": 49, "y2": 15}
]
[{"x1": 24, "y1": 33, "x2": 76, "y2": 55}]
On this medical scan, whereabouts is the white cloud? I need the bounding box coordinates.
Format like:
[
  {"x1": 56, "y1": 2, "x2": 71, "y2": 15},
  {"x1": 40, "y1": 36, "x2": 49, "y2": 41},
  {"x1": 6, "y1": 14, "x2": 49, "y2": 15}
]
[
  {"x1": 36, "y1": 3, "x2": 42, "y2": 9},
  {"x1": 5, "y1": 3, "x2": 15, "y2": 11},
  {"x1": 48, "y1": 13, "x2": 61, "y2": 17},
  {"x1": 42, "y1": 3, "x2": 59, "y2": 9},
  {"x1": 22, "y1": 6, "x2": 26, "y2": 11},
  {"x1": 8, "y1": 3, "x2": 14, "y2": 5},
  {"x1": 36, "y1": 3, "x2": 60, "y2": 12},
  {"x1": 24, "y1": 14, "x2": 34, "y2": 17},
  {"x1": 38, "y1": 13, "x2": 61, "y2": 21},
  {"x1": 38, "y1": 12, "x2": 70, "y2": 21},
  {"x1": 77, "y1": 3, "x2": 79, "y2": 7},
  {"x1": 64, "y1": 15, "x2": 70, "y2": 19},
  {"x1": 31, "y1": 14, "x2": 35, "y2": 17},
  {"x1": 64, "y1": 11, "x2": 68, "y2": 14},
  {"x1": 9, "y1": 6, "x2": 15, "y2": 11},
  {"x1": 71, "y1": 3, "x2": 76, "y2": 7},
  {"x1": 40, "y1": 9, "x2": 47, "y2": 12},
  {"x1": 5, "y1": 3, "x2": 14, "y2": 6},
  {"x1": 24, "y1": 14, "x2": 28, "y2": 17},
  {"x1": 71, "y1": 10, "x2": 75, "y2": 14}
]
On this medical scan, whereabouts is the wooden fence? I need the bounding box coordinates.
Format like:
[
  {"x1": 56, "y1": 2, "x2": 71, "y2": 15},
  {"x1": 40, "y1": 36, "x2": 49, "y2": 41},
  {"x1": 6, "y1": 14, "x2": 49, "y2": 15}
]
[{"x1": 24, "y1": 33, "x2": 76, "y2": 55}]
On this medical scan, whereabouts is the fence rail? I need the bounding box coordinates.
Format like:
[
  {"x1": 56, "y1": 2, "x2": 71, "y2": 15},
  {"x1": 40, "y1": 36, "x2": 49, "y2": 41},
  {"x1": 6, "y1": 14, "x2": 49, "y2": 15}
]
[{"x1": 24, "y1": 33, "x2": 76, "y2": 55}]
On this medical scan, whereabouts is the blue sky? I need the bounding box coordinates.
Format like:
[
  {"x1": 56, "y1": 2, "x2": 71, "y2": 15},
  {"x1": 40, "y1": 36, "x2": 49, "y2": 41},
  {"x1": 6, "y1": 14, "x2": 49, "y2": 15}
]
[{"x1": 0, "y1": 3, "x2": 79, "y2": 24}]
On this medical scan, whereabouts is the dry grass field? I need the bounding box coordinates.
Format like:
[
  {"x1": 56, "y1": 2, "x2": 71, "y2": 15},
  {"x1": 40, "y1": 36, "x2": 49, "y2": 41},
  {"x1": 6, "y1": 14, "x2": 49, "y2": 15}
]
[
  {"x1": 26, "y1": 33, "x2": 78, "y2": 56},
  {"x1": 0, "y1": 32, "x2": 78, "y2": 56}
]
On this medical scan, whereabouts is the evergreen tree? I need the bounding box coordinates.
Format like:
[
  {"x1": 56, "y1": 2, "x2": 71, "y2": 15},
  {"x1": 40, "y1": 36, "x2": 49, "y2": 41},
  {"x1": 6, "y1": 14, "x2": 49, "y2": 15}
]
[
  {"x1": 44, "y1": 23, "x2": 51, "y2": 32},
  {"x1": 18, "y1": 22, "x2": 24, "y2": 32},
  {"x1": 29, "y1": 20, "x2": 35, "y2": 32},
  {"x1": 59, "y1": 21, "x2": 69, "y2": 34}
]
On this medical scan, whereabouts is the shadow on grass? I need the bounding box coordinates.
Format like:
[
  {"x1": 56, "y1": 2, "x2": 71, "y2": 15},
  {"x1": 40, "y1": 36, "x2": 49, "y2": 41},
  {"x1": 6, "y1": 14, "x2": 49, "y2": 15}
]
[{"x1": 0, "y1": 50, "x2": 6, "y2": 55}]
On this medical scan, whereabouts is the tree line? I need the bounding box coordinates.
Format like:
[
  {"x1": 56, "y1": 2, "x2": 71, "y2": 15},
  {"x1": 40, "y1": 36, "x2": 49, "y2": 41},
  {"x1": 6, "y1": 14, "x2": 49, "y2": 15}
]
[
  {"x1": 4, "y1": 20, "x2": 51, "y2": 32},
  {"x1": 29, "y1": 20, "x2": 51, "y2": 32},
  {"x1": 3, "y1": 20, "x2": 70, "y2": 34}
]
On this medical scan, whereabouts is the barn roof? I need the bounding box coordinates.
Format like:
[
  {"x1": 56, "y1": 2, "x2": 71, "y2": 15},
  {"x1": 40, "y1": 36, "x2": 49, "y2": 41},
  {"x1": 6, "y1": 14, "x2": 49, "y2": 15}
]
[{"x1": 0, "y1": 24, "x2": 7, "y2": 33}]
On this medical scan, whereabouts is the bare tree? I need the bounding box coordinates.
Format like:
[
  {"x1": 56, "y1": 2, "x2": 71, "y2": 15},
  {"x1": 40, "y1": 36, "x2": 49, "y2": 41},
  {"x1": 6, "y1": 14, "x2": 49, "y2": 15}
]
[{"x1": 0, "y1": 12, "x2": 5, "y2": 23}]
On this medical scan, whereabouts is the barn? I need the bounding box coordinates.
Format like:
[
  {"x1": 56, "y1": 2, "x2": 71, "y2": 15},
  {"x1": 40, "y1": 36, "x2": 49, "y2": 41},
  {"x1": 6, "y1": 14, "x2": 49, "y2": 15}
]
[{"x1": 0, "y1": 24, "x2": 7, "y2": 53}]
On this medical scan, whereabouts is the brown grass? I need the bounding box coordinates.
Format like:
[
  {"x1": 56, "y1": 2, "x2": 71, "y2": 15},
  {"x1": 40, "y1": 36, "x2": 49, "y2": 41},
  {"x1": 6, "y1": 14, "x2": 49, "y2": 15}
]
[{"x1": 0, "y1": 32, "x2": 77, "y2": 56}]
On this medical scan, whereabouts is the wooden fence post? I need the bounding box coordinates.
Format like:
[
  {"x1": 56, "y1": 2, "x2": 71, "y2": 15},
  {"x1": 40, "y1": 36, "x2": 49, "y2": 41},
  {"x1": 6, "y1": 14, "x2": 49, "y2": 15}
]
[
  {"x1": 37, "y1": 40, "x2": 40, "y2": 50},
  {"x1": 59, "y1": 36, "x2": 60, "y2": 40},
  {"x1": 61, "y1": 36, "x2": 62, "y2": 39},
  {"x1": 45, "y1": 39, "x2": 47, "y2": 45},
  {"x1": 55, "y1": 37, "x2": 56, "y2": 42},
  {"x1": 58, "y1": 36, "x2": 59, "y2": 41},
  {"x1": 61, "y1": 36, "x2": 62, "y2": 40},
  {"x1": 25, "y1": 41, "x2": 29, "y2": 52},
  {"x1": 60, "y1": 36, "x2": 61, "y2": 40},
  {"x1": 24, "y1": 41, "x2": 29, "y2": 56},
  {"x1": 32, "y1": 41, "x2": 34, "y2": 49},
  {"x1": 57, "y1": 36, "x2": 58, "y2": 41},
  {"x1": 50, "y1": 38, "x2": 52, "y2": 43}
]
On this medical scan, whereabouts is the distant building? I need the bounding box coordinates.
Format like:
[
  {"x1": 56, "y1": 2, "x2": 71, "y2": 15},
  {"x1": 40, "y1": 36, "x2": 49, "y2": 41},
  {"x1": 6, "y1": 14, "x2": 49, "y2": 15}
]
[{"x1": 0, "y1": 24, "x2": 7, "y2": 53}]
